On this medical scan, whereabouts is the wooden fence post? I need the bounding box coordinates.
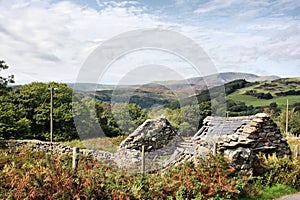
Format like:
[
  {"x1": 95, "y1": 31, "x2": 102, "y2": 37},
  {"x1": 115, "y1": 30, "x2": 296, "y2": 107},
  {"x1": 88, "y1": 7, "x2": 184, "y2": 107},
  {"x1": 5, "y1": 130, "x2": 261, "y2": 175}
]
[
  {"x1": 141, "y1": 145, "x2": 145, "y2": 174},
  {"x1": 295, "y1": 145, "x2": 299, "y2": 158},
  {"x1": 213, "y1": 142, "x2": 217, "y2": 156},
  {"x1": 72, "y1": 147, "x2": 79, "y2": 172}
]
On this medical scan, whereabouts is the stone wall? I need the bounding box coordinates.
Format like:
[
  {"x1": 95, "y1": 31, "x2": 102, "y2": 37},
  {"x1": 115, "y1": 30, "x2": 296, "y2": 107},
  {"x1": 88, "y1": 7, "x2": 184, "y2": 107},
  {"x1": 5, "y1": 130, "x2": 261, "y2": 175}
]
[{"x1": 3, "y1": 140, "x2": 115, "y2": 166}]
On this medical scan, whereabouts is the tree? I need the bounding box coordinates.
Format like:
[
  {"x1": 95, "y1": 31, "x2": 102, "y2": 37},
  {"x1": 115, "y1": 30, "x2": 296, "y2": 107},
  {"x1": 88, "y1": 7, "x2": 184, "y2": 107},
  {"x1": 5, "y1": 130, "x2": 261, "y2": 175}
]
[
  {"x1": 111, "y1": 103, "x2": 149, "y2": 135},
  {"x1": 129, "y1": 103, "x2": 148, "y2": 126},
  {"x1": 165, "y1": 108, "x2": 181, "y2": 129},
  {"x1": 278, "y1": 108, "x2": 300, "y2": 136},
  {"x1": 10, "y1": 82, "x2": 77, "y2": 141},
  {"x1": 0, "y1": 60, "x2": 27, "y2": 139},
  {"x1": 73, "y1": 96, "x2": 103, "y2": 139},
  {"x1": 0, "y1": 60, "x2": 14, "y2": 94},
  {"x1": 264, "y1": 102, "x2": 280, "y2": 117},
  {"x1": 98, "y1": 102, "x2": 122, "y2": 137},
  {"x1": 165, "y1": 102, "x2": 211, "y2": 136},
  {"x1": 0, "y1": 102, "x2": 30, "y2": 139},
  {"x1": 179, "y1": 105, "x2": 201, "y2": 136}
]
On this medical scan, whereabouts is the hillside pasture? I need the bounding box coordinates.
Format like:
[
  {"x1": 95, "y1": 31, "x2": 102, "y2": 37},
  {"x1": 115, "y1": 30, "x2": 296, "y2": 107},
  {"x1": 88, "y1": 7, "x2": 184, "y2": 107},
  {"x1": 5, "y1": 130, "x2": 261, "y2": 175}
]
[
  {"x1": 235, "y1": 78, "x2": 300, "y2": 96},
  {"x1": 227, "y1": 94, "x2": 300, "y2": 108}
]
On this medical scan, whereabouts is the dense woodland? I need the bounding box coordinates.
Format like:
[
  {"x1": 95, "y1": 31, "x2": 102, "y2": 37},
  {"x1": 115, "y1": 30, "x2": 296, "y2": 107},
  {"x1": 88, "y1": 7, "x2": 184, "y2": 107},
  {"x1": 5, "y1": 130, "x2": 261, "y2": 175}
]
[{"x1": 1, "y1": 60, "x2": 300, "y2": 141}]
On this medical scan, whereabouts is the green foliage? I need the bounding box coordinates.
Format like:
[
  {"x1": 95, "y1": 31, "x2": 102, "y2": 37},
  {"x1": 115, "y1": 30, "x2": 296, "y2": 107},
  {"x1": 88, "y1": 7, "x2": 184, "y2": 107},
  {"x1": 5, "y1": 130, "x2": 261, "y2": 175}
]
[
  {"x1": 98, "y1": 102, "x2": 122, "y2": 137},
  {"x1": 8, "y1": 82, "x2": 77, "y2": 141},
  {"x1": 165, "y1": 107, "x2": 181, "y2": 129},
  {"x1": 226, "y1": 100, "x2": 263, "y2": 116},
  {"x1": 72, "y1": 96, "x2": 102, "y2": 139},
  {"x1": 181, "y1": 79, "x2": 250, "y2": 107},
  {"x1": 264, "y1": 102, "x2": 281, "y2": 117},
  {"x1": 224, "y1": 79, "x2": 250, "y2": 95},
  {"x1": 275, "y1": 90, "x2": 300, "y2": 96},
  {"x1": 0, "y1": 102, "x2": 30, "y2": 139},
  {"x1": 241, "y1": 153, "x2": 300, "y2": 200},
  {"x1": 260, "y1": 184, "x2": 297, "y2": 199},
  {"x1": 1, "y1": 147, "x2": 299, "y2": 199},
  {"x1": 166, "y1": 105, "x2": 201, "y2": 136},
  {"x1": 73, "y1": 98, "x2": 148, "y2": 138},
  {"x1": 227, "y1": 78, "x2": 300, "y2": 110},
  {"x1": 129, "y1": 95, "x2": 169, "y2": 109},
  {"x1": 179, "y1": 105, "x2": 203, "y2": 136},
  {"x1": 0, "y1": 60, "x2": 14, "y2": 94},
  {"x1": 1, "y1": 80, "x2": 150, "y2": 140},
  {"x1": 129, "y1": 103, "x2": 149, "y2": 126},
  {"x1": 278, "y1": 108, "x2": 300, "y2": 135},
  {"x1": 255, "y1": 154, "x2": 300, "y2": 188},
  {"x1": 245, "y1": 90, "x2": 273, "y2": 99},
  {"x1": 165, "y1": 102, "x2": 211, "y2": 136},
  {"x1": 111, "y1": 103, "x2": 149, "y2": 135}
]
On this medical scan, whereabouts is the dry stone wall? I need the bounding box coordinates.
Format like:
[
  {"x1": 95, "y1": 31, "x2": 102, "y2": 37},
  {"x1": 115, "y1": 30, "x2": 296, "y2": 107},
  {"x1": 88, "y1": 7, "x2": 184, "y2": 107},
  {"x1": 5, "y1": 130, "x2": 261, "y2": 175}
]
[{"x1": 4, "y1": 140, "x2": 115, "y2": 166}]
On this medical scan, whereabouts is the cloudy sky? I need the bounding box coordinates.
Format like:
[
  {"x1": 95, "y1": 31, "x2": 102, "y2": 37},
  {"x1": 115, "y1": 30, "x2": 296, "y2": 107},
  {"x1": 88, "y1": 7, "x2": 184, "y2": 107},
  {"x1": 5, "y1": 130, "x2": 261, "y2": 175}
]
[{"x1": 0, "y1": 0, "x2": 299, "y2": 84}]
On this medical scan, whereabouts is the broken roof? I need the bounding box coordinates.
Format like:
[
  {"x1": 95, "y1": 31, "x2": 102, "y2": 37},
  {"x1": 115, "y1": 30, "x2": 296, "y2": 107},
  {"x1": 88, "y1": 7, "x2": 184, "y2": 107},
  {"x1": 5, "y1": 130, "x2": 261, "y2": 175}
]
[{"x1": 194, "y1": 116, "x2": 255, "y2": 139}]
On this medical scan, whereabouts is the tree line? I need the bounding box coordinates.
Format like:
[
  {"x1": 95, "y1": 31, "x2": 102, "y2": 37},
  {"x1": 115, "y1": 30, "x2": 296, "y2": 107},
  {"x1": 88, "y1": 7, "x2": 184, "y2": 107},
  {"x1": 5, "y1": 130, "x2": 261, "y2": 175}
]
[
  {"x1": 0, "y1": 80, "x2": 150, "y2": 140},
  {"x1": 1, "y1": 60, "x2": 299, "y2": 140}
]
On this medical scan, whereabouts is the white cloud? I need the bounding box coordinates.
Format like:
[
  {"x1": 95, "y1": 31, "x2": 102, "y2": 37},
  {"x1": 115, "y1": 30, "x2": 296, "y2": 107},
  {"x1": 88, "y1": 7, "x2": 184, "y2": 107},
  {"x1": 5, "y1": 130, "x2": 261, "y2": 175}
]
[
  {"x1": 0, "y1": 0, "x2": 169, "y2": 83},
  {"x1": 194, "y1": 0, "x2": 237, "y2": 14},
  {"x1": 0, "y1": 0, "x2": 299, "y2": 84},
  {"x1": 194, "y1": 0, "x2": 300, "y2": 18},
  {"x1": 269, "y1": 25, "x2": 300, "y2": 42}
]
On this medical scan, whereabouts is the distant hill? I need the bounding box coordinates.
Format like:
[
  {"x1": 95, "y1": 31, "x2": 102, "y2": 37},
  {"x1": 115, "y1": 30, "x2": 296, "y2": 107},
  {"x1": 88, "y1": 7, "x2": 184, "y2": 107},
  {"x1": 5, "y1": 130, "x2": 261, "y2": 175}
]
[
  {"x1": 155, "y1": 72, "x2": 278, "y2": 85},
  {"x1": 70, "y1": 72, "x2": 279, "y2": 92},
  {"x1": 153, "y1": 72, "x2": 279, "y2": 95},
  {"x1": 70, "y1": 72, "x2": 282, "y2": 109},
  {"x1": 227, "y1": 77, "x2": 300, "y2": 108},
  {"x1": 67, "y1": 83, "x2": 116, "y2": 91}
]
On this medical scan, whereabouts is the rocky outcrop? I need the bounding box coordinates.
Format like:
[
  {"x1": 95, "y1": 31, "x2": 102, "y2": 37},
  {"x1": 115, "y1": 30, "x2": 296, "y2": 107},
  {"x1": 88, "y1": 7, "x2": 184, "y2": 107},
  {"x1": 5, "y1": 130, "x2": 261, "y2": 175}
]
[{"x1": 115, "y1": 118, "x2": 183, "y2": 171}]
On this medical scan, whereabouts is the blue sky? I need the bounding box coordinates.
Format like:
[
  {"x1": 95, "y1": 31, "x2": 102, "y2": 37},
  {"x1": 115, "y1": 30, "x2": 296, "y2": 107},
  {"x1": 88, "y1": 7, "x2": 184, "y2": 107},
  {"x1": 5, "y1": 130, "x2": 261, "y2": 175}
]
[{"x1": 0, "y1": 0, "x2": 299, "y2": 84}]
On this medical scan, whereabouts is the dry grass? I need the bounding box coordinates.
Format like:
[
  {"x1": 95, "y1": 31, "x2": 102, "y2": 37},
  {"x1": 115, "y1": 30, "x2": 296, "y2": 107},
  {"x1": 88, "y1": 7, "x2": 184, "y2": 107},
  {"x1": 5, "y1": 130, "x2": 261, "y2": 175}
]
[
  {"x1": 64, "y1": 136, "x2": 128, "y2": 153},
  {"x1": 287, "y1": 138, "x2": 300, "y2": 159}
]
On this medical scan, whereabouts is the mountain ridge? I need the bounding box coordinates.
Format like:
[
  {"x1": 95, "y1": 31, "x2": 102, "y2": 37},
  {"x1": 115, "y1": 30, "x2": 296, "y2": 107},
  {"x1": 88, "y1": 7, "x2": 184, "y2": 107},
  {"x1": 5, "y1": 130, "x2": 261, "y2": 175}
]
[{"x1": 69, "y1": 72, "x2": 280, "y2": 91}]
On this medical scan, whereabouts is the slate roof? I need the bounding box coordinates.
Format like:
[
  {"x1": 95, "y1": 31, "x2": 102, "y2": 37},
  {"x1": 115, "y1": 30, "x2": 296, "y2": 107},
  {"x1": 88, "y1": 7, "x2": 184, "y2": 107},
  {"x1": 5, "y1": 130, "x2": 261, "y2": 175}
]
[{"x1": 194, "y1": 116, "x2": 254, "y2": 139}]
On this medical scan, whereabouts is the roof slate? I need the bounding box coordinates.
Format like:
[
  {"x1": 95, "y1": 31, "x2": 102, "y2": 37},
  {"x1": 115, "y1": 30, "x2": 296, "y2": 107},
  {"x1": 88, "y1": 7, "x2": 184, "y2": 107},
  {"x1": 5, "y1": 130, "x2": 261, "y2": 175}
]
[{"x1": 198, "y1": 116, "x2": 254, "y2": 138}]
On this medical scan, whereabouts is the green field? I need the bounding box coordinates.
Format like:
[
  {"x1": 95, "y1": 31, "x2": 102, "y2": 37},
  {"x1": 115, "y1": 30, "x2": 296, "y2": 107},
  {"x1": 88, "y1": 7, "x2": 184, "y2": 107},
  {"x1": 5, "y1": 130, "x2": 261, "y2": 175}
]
[
  {"x1": 235, "y1": 78, "x2": 300, "y2": 96},
  {"x1": 227, "y1": 78, "x2": 300, "y2": 108},
  {"x1": 227, "y1": 94, "x2": 300, "y2": 108}
]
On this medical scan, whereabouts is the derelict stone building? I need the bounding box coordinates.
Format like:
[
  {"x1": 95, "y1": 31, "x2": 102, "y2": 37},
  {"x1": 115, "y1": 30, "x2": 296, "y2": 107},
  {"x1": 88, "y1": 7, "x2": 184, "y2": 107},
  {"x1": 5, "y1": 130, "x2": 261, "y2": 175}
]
[
  {"x1": 113, "y1": 113, "x2": 292, "y2": 172},
  {"x1": 191, "y1": 113, "x2": 292, "y2": 172}
]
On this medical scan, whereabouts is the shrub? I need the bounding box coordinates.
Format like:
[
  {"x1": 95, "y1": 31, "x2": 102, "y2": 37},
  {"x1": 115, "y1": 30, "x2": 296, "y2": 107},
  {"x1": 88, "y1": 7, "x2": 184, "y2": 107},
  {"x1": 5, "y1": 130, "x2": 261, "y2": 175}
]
[{"x1": 1, "y1": 147, "x2": 299, "y2": 199}]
